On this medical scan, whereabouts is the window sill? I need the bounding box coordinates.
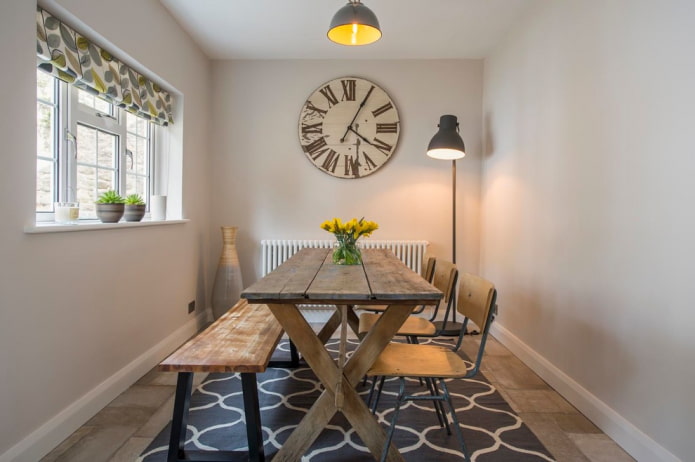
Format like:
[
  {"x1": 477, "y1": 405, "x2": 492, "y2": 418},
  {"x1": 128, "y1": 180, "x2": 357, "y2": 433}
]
[{"x1": 24, "y1": 219, "x2": 189, "y2": 234}]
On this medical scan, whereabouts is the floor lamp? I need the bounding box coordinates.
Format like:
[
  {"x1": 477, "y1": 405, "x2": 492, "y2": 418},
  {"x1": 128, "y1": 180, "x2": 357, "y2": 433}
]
[{"x1": 427, "y1": 114, "x2": 466, "y2": 336}]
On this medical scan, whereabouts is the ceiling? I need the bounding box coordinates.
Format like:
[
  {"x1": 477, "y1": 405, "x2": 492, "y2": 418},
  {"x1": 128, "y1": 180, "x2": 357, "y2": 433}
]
[{"x1": 160, "y1": 0, "x2": 541, "y2": 60}]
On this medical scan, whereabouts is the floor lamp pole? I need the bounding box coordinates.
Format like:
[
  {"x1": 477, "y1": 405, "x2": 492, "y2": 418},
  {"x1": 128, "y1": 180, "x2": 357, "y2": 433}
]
[
  {"x1": 452, "y1": 159, "x2": 457, "y2": 264},
  {"x1": 434, "y1": 158, "x2": 463, "y2": 336}
]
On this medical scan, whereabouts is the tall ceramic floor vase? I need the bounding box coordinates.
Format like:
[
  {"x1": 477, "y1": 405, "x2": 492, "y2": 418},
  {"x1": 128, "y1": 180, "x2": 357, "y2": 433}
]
[{"x1": 211, "y1": 226, "x2": 244, "y2": 320}]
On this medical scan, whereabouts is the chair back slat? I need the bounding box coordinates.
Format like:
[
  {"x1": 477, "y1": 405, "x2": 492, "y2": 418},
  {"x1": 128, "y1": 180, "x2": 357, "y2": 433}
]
[
  {"x1": 431, "y1": 260, "x2": 458, "y2": 304},
  {"x1": 457, "y1": 273, "x2": 496, "y2": 332},
  {"x1": 420, "y1": 255, "x2": 436, "y2": 283}
]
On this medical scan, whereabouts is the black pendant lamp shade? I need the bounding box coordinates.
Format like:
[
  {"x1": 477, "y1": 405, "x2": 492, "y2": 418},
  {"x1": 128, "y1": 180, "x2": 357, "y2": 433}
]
[
  {"x1": 427, "y1": 115, "x2": 466, "y2": 160},
  {"x1": 328, "y1": 0, "x2": 382, "y2": 46}
]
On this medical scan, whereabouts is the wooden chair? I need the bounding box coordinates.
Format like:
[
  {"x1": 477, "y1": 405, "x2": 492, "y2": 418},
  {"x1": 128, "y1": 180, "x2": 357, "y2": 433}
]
[
  {"x1": 365, "y1": 273, "x2": 498, "y2": 462},
  {"x1": 359, "y1": 260, "x2": 458, "y2": 414},
  {"x1": 358, "y1": 259, "x2": 458, "y2": 339}
]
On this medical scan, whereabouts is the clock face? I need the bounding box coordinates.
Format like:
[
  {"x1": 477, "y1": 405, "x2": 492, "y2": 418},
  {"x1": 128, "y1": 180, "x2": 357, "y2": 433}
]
[{"x1": 298, "y1": 77, "x2": 400, "y2": 179}]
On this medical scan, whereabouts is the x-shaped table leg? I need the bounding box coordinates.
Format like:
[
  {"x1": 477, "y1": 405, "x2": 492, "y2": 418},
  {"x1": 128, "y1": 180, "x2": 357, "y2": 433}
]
[
  {"x1": 267, "y1": 303, "x2": 414, "y2": 462},
  {"x1": 316, "y1": 305, "x2": 361, "y2": 344}
]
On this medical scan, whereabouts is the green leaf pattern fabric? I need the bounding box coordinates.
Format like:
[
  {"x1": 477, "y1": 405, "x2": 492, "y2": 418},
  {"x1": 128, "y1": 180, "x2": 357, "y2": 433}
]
[{"x1": 36, "y1": 7, "x2": 174, "y2": 126}]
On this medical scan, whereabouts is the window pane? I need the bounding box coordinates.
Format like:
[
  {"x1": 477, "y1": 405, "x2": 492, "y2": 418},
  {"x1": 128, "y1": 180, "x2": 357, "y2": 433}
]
[
  {"x1": 37, "y1": 103, "x2": 55, "y2": 159},
  {"x1": 126, "y1": 136, "x2": 136, "y2": 172},
  {"x1": 76, "y1": 165, "x2": 97, "y2": 218},
  {"x1": 126, "y1": 112, "x2": 137, "y2": 133},
  {"x1": 126, "y1": 174, "x2": 145, "y2": 197},
  {"x1": 77, "y1": 89, "x2": 94, "y2": 107},
  {"x1": 36, "y1": 159, "x2": 55, "y2": 212},
  {"x1": 36, "y1": 71, "x2": 57, "y2": 212},
  {"x1": 135, "y1": 137, "x2": 146, "y2": 174},
  {"x1": 97, "y1": 131, "x2": 117, "y2": 167},
  {"x1": 37, "y1": 70, "x2": 55, "y2": 102},
  {"x1": 77, "y1": 88, "x2": 113, "y2": 116},
  {"x1": 137, "y1": 116, "x2": 148, "y2": 137},
  {"x1": 77, "y1": 124, "x2": 97, "y2": 165},
  {"x1": 97, "y1": 167, "x2": 115, "y2": 193},
  {"x1": 125, "y1": 112, "x2": 152, "y2": 206},
  {"x1": 94, "y1": 97, "x2": 111, "y2": 115}
]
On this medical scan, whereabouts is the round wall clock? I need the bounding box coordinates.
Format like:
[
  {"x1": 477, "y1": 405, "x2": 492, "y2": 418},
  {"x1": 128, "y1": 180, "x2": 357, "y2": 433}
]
[{"x1": 298, "y1": 77, "x2": 400, "y2": 179}]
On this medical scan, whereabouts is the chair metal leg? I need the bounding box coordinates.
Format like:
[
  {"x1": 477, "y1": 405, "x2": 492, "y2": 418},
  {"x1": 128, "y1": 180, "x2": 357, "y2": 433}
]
[
  {"x1": 439, "y1": 379, "x2": 470, "y2": 461},
  {"x1": 431, "y1": 379, "x2": 451, "y2": 434},
  {"x1": 380, "y1": 378, "x2": 406, "y2": 462},
  {"x1": 371, "y1": 376, "x2": 386, "y2": 413},
  {"x1": 424, "y1": 377, "x2": 449, "y2": 432},
  {"x1": 366, "y1": 376, "x2": 378, "y2": 408}
]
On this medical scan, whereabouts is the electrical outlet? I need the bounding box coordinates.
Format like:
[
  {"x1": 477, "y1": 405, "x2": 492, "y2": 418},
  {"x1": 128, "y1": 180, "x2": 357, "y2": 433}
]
[{"x1": 188, "y1": 300, "x2": 195, "y2": 314}]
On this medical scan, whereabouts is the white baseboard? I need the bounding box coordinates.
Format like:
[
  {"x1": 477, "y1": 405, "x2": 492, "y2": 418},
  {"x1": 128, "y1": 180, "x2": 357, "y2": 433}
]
[
  {"x1": 0, "y1": 312, "x2": 206, "y2": 462},
  {"x1": 490, "y1": 323, "x2": 680, "y2": 462}
]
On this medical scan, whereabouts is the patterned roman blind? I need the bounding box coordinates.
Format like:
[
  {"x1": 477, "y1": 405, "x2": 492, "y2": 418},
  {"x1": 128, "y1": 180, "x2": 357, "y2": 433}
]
[{"x1": 36, "y1": 7, "x2": 174, "y2": 126}]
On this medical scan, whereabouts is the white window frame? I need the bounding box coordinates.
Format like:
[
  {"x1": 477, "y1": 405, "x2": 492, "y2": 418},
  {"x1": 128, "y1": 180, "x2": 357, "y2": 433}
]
[{"x1": 36, "y1": 72, "x2": 156, "y2": 223}]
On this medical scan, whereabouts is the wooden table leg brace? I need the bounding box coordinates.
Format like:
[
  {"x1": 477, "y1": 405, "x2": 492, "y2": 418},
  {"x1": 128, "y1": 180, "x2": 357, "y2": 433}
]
[
  {"x1": 268, "y1": 303, "x2": 415, "y2": 462},
  {"x1": 167, "y1": 371, "x2": 265, "y2": 462}
]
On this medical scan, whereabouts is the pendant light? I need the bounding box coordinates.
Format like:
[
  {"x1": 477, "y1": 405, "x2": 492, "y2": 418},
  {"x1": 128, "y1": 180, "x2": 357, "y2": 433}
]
[{"x1": 327, "y1": 0, "x2": 382, "y2": 46}]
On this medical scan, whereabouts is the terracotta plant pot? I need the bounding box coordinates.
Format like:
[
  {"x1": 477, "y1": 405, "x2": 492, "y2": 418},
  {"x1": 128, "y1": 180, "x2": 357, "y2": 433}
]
[
  {"x1": 124, "y1": 204, "x2": 146, "y2": 222},
  {"x1": 95, "y1": 203, "x2": 124, "y2": 223}
]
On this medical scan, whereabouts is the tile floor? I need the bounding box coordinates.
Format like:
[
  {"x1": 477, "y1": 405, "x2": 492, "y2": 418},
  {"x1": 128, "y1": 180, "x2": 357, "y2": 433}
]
[{"x1": 41, "y1": 334, "x2": 635, "y2": 462}]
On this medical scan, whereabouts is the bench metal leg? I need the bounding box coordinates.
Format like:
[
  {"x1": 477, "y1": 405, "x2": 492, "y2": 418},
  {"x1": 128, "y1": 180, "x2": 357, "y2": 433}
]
[
  {"x1": 167, "y1": 372, "x2": 266, "y2": 462},
  {"x1": 241, "y1": 373, "x2": 265, "y2": 462},
  {"x1": 168, "y1": 372, "x2": 193, "y2": 462}
]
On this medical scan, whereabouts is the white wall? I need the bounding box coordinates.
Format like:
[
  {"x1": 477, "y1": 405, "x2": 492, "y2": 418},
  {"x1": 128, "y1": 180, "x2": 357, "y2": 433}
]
[
  {"x1": 482, "y1": 1, "x2": 695, "y2": 460},
  {"x1": 0, "y1": 1, "x2": 212, "y2": 459},
  {"x1": 210, "y1": 60, "x2": 484, "y2": 285}
]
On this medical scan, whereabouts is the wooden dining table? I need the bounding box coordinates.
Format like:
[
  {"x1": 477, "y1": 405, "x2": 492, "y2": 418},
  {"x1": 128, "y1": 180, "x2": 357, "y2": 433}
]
[{"x1": 241, "y1": 247, "x2": 443, "y2": 461}]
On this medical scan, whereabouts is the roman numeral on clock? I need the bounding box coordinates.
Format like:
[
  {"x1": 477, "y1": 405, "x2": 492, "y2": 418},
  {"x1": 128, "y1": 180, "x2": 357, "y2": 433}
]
[
  {"x1": 319, "y1": 85, "x2": 339, "y2": 107},
  {"x1": 344, "y1": 154, "x2": 361, "y2": 178},
  {"x1": 320, "y1": 149, "x2": 339, "y2": 173},
  {"x1": 301, "y1": 122, "x2": 322, "y2": 134},
  {"x1": 304, "y1": 136, "x2": 327, "y2": 156},
  {"x1": 371, "y1": 102, "x2": 393, "y2": 118},
  {"x1": 304, "y1": 101, "x2": 327, "y2": 118},
  {"x1": 362, "y1": 151, "x2": 378, "y2": 170},
  {"x1": 341, "y1": 79, "x2": 356, "y2": 101},
  {"x1": 376, "y1": 122, "x2": 398, "y2": 133},
  {"x1": 372, "y1": 137, "x2": 393, "y2": 156}
]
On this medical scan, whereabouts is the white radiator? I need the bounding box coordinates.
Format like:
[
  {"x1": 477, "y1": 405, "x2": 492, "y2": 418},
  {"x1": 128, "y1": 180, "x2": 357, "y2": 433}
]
[{"x1": 261, "y1": 239, "x2": 429, "y2": 276}]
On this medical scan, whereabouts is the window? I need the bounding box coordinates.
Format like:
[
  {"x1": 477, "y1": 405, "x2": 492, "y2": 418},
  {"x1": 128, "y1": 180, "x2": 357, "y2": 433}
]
[{"x1": 36, "y1": 70, "x2": 155, "y2": 221}]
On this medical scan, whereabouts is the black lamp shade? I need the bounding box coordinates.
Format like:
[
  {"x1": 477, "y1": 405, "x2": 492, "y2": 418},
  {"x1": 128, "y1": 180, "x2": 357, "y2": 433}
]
[
  {"x1": 427, "y1": 115, "x2": 466, "y2": 160},
  {"x1": 328, "y1": 1, "x2": 382, "y2": 46}
]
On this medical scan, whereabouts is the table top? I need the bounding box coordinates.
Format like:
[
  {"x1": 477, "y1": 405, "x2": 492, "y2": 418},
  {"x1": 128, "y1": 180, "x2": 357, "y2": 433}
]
[{"x1": 242, "y1": 248, "x2": 443, "y2": 305}]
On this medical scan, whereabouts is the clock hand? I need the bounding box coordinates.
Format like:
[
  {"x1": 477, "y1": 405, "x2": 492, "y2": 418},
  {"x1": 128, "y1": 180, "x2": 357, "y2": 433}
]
[
  {"x1": 340, "y1": 85, "x2": 375, "y2": 143},
  {"x1": 348, "y1": 126, "x2": 374, "y2": 146}
]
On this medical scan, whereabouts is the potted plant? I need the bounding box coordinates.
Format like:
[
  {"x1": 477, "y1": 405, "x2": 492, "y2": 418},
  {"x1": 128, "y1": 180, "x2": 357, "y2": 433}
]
[
  {"x1": 124, "y1": 194, "x2": 146, "y2": 222},
  {"x1": 95, "y1": 190, "x2": 125, "y2": 223}
]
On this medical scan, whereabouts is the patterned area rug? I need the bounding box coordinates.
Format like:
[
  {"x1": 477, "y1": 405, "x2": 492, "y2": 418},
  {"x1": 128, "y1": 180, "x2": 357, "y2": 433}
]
[{"x1": 139, "y1": 339, "x2": 555, "y2": 461}]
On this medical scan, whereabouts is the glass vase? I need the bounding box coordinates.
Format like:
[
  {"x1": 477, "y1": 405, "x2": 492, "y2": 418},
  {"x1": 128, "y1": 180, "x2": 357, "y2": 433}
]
[
  {"x1": 332, "y1": 238, "x2": 362, "y2": 265},
  {"x1": 211, "y1": 226, "x2": 244, "y2": 320}
]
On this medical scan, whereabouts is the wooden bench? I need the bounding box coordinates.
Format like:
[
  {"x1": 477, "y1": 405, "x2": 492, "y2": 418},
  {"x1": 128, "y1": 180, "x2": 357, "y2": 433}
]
[{"x1": 159, "y1": 299, "x2": 288, "y2": 462}]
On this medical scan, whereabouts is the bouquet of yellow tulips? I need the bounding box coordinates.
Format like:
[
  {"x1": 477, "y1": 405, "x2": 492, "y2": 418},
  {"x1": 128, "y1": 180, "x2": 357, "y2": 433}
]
[{"x1": 320, "y1": 217, "x2": 378, "y2": 265}]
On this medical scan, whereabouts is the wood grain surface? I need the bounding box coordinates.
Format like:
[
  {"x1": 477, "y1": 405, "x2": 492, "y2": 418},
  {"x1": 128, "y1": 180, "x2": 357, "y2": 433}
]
[
  {"x1": 159, "y1": 300, "x2": 283, "y2": 373},
  {"x1": 242, "y1": 248, "x2": 442, "y2": 305}
]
